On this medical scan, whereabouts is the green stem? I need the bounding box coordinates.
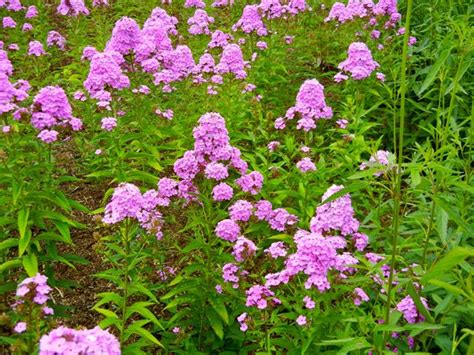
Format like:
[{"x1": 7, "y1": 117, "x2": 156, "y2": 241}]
[
  {"x1": 384, "y1": 0, "x2": 414, "y2": 331},
  {"x1": 119, "y1": 220, "x2": 131, "y2": 347},
  {"x1": 421, "y1": 199, "x2": 436, "y2": 269}
]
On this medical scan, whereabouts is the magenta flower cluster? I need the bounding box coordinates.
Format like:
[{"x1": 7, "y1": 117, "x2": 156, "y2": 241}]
[
  {"x1": 12, "y1": 273, "x2": 54, "y2": 334},
  {"x1": 39, "y1": 326, "x2": 120, "y2": 354},
  {"x1": 275, "y1": 79, "x2": 333, "y2": 132},
  {"x1": 188, "y1": 9, "x2": 214, "y2": 35},
  {"x1": 0, "y1": 49, "x2": 29, "y2": 116},
  {"x1": 336, "y1": 42, "x2": 380, "y2": 81},
  {"x1": 360, "y1": 149, "x2": 393, "y2": 176},
  {"x1": 103, "y1": 182, "x2": 168, "y2": 239},
  {"x1": 232, "y1": 5, "x2": 268, "y2": 36},
  {"x1": 31, "y1": 86, "x2": 83, "y2": 143},
  {"x1": 57, "y1": 0, "x2": 89, "y2": 17},
  {"x1": 396, "y1": 295, "x2": 428, "y2": 324}
]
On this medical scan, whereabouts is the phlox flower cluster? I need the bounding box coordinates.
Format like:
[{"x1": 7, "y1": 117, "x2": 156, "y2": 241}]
[
  {"x1": 396, "y1": 295, "x2": 428, "y2": 324},
  {"x1": 12, "y1": 273, "x2": 54, "y2": 334},
  {"x1": 276, "y1": 79, "x2": 333, "y2": 132},
  {"x1": 172, "y1": 112, "x2": 260, "y2": 201},
  {"x1": 103, "y1": 182, "x2": 168, "y2": 239},
  {"x1": 232, "y1": 5, "x2": 268, "y2": 36},
  {"x1": 187, "y1": 9, "x2": 214, "y2": 35},
  {"x1": 39, "y1": 326, "x2": 120, "y2": 354},
  {"x1": 310, "y1": 185, "x2": 361, "y2": 237},
  {"x1": 14, "y1": 273, "x2": 52, "y2": 308},
  {"x1": 2, "y1": 16, "x2": 16, "y2": 28},
  {"x1": 360, "y1": 149, "x2": 393, "y2": 176},
  {"x1": 28, "y1": 41, "x2": 46, "y2": 56},
  {"x1": 222, "y1": 263, "x2": 244, "y2": 289},
  {"x1": 212, "y1": 0, "x2": 234, "y2": 8},
  {"x1": 57, "y1": 0, "x2": 89, "y2": 16},
  {"x1": 47, "y1": 31, "x2": 66, "y2": 50},
  {"x1": 245, "y1": 285, "x2": 280, "y2": 309},
  {"x1": 296, "y1": 157, "x2": 316, "y2": 173},
  {"x1": 31, "y1": 86, "x2": 82, "y2": 143},
  {"x1": 259, "y1": 0, "x2": 286, "y2": 19},
  {"x1": 237, "y1": 312, "x2": 250, "y2": 331},
  {"x1": 336, "y1": 42, "x2": 379, "y2": 80},
  {"x1": 217, "y1": 185, "x2": 365, "y2": 318},
  {"x1": 105, "y1": 17, "x2": 141, "y2": 55},
  {"x1": 154, "y1": 45, "x2": 195, "y2": 91},
  {"x1": 93, "y1": 0, "x2": 109, "y2": 7},
  {"x1": 0, "y1": 0, "x2": 22, "y2": 12},
  {"x1": 0, "y1": 53, "x2": 28, "y2": 115},
  {"x1": 101, "y1": 117, "x2": 117, "y2": 131},
  {"x1": 25, "y1": 5, "x2": 38, "y2": 18},
  {"x1": 232, "y1": 236, "x2": 257, "y2": 262},
  {"x1": 325, "y1": 0, "x2": 375, "y2": 23},
  {"x1": 83, "y1": 51, "x2": 130, "y2": 100},
  {"x1": 22, "y1": 22, "x2": 32, "y2": 32},
  {"x1": 135, "y1": 15, "x2": 173, "y2": 64},
  {"x1": 264, "y1": 229, "x2": 358, "y2": 292},
  {"x1": 208, "y1": 30, "x2": 233, "y2": 48},
  {"x1": 326, "y1": 0, "x2": 400, "y2": 29},
  {"x1": 353, "y1": 287, "x2": 370, "y2": 305},
  {"x1": 287, "y1": 0, "x2": 308, "y2": 15},
  {"x1": 185, "y1": 0, "x2": 206, "y2": 8},
  {"x1": 264, "y1": 241, "x2": 287, "y2": 258},
  {"x1": 215, "y1": 44, "x2": 247, "y2": 79}
]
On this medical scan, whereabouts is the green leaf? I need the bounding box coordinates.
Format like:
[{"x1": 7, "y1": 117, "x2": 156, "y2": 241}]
[
  {"x1": 168, "y1": 275, "x2": 183, "y2": 287},
  {"x1": 54, "y1": 221, "x2": 72, "y2": 244},
  {"x1": 433, "y1": 196, "x2": 473, "y2": 235},
  {"x1": 0, "y1": 259, "x2": 22, "y2": 273},
  {"x1": 209, "y1": 297, "x2": 229, "y2": 325},
  {"x1": 206, "y1": 309, "x2": 224, "y2": 340},
  {"x1": 0, "y1": 238, "x2": 18, "y2": 251},
  {"x1": 428, "y1": 279, "x2": 468, "y2": 298},
  {"x1": 126, "y1": 302, "x2": 165, "y2": 331},
  {"x1": 94, "y1": 292, "x2": 123, "y2": 308},
  {"x1": 417, "y1": 47, "x2": 452, "y2": 96},
  {"x1": 94, "y1": 307, "x2": 119, "y2": 319},
  {"x1": 422, "y1": 247, "x2": 474, "y2": 282},
  {"x1": 17, "y1": 209, "x2": 29, "y2": 256},
  {"x1": 130, "y1": 283, "x2": 158, "y2": 303},
  {"x1": 18, "y1": 229, "x2": 32, "y2": 257},
  {"x1": 129, "y1": 326, "x2": 164, "y2": 348},
  {"x1": 22, "y1": 253, "x2": 38, "y2": 277}
]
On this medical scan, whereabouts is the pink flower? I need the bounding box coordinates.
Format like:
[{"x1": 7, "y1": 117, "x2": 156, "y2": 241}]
[
  {"x1": 212, "y1": 183, "x2": 233, "y2": 201},
  {"x1": 14, "y1": 322, "x2": 27, "y2": 333},
  {"x1": 336, "y1": 119, "x2": 349, "y2": 129},
  {"x1": 101, "y1": 117, "x2": 117, "y2": 131},
  {"x1": 267, "y1": 141, "x2": 280, "y2": 151},
  {"x1": 353, "y1": 288, "x2": 370, "y2": 306},
  {"x1": 296, "y1": 315, "x2": 307, "y2": 326},
  {"x1": 296, "y1": 157, "x2": 316, "y2": 173},
  {"x1": 303, "y1": 296, "x2": 315, "y2": 309},
  {"x1": 37, "y1": 130, "x2": 58, "y2": 143},
  {"x1": 28, "y1": 41, "x2": 46, "y2": 57},
  {"x1": 338, "y1": 42, "x2": 379, "y2": 80},
  {"x1": 215, "y1": 219, "x2": 240, "y2": 242}
]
